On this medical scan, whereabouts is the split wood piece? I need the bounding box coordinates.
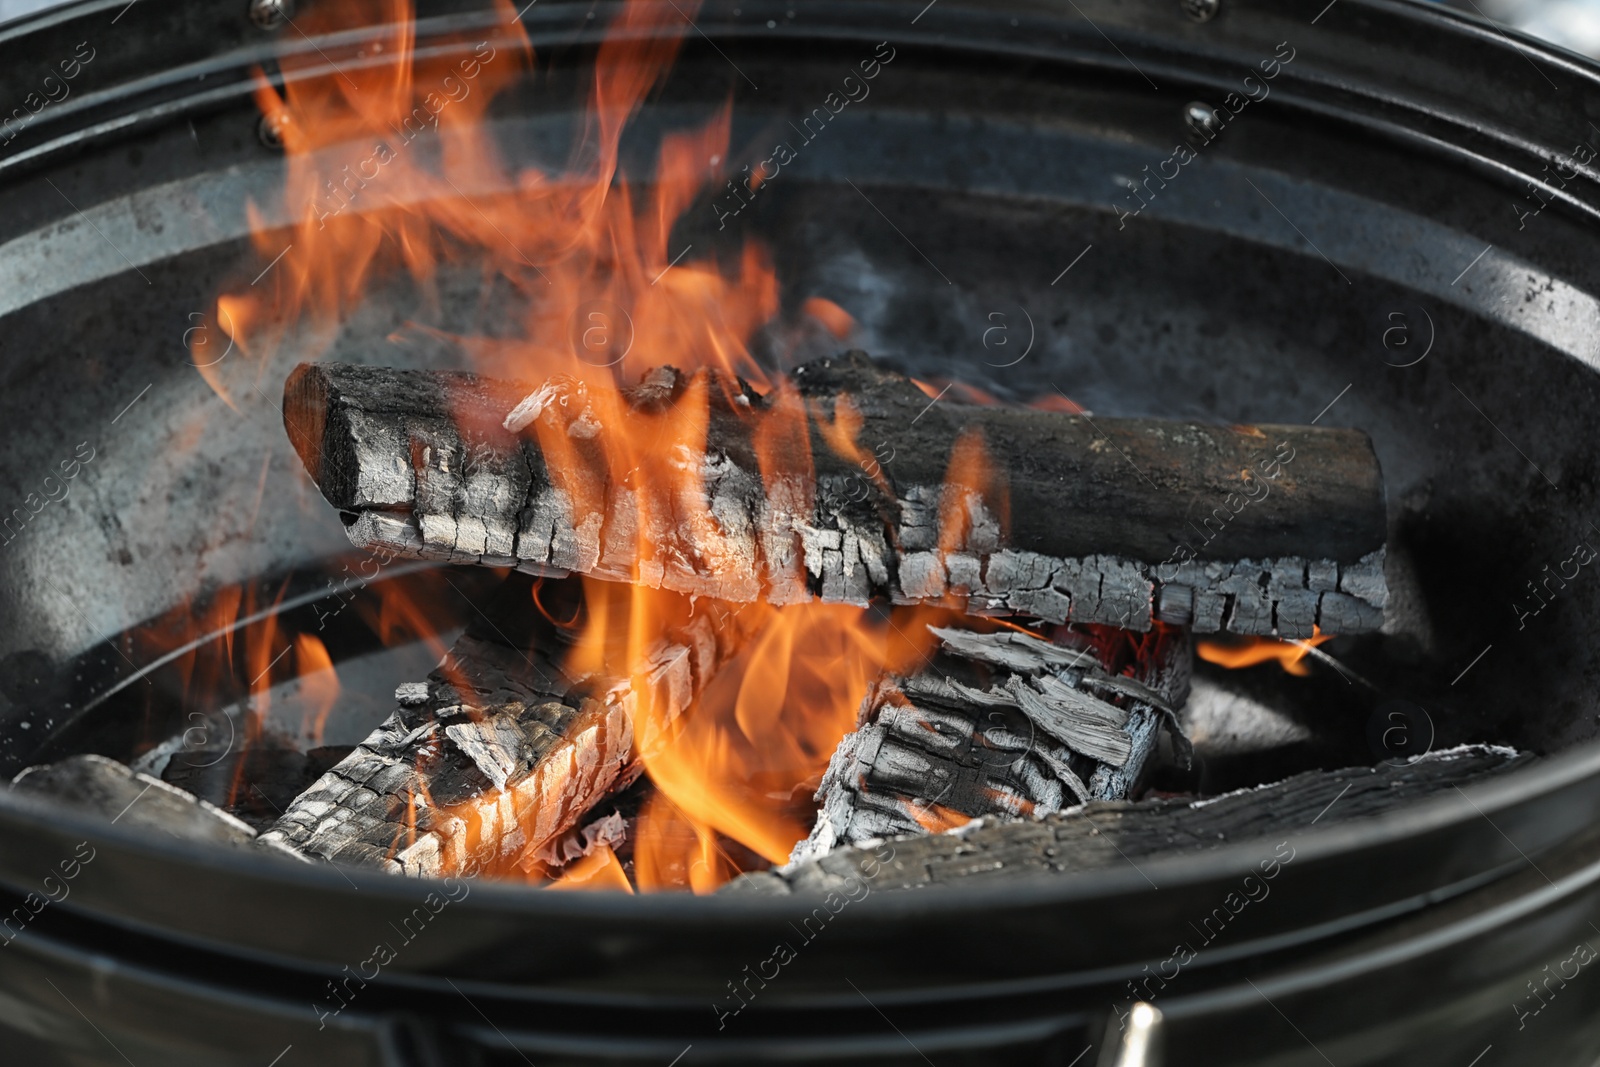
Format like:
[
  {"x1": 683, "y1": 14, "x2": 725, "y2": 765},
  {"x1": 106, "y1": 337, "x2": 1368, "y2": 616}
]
[
  {"x1": 254, "y1": 575, "x2": 745, "y2": 877},
  {"x1": 10, "y1": 754, "x2": 258, "y2": 848},
  {"x1": 282, "y1": 353, "x2": 1388, "y2": 636},
  {"x1": 785, "y1": 623, "x2": 1193, "y2": 867},
  {"x1": 732, "y1": 744, "x2": 1533, "y2": 895}
]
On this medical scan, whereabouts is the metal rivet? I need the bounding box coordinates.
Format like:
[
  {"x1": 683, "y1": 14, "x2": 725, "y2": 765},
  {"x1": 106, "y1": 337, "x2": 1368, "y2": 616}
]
[
  {"x1": 249, "y1": 0, "x2": 294, "y2": 29},
  {"x1": 1182, "y1": 0, "x2": 1219, "y2": 22},
  {"x1": 257, "y1": 112, "x2": 289, "y2": 149},
  {"x1": 1183, "y1": 101, "x2": 1222, "y2": 141}
]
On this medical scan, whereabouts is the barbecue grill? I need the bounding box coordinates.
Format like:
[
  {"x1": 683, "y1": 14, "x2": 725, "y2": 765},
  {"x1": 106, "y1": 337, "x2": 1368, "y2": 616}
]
[{"x1": 3, "y1": 0, "x2": 1600, "y2": 1064}]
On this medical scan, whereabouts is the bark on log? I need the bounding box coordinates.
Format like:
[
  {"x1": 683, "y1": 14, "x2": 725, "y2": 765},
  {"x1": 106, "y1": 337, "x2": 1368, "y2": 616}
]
[
  {"x1": 254, "y1": 575, "x2": 744, "y2": 876},
  {"x1": 786, "y1": 623, "x2": 1193, "y2": 867},
  {"x1": 729, "y1": 744, "x2": 1533, "y2": 895},
  {"x1": 282, "y1": 353, "x2": 1388, "y2": 637}
]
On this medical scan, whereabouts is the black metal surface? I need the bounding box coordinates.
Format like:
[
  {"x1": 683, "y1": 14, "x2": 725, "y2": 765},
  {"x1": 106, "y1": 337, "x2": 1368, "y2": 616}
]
[{"x1": 2, "y1": 0, "x2": 1600, "y2": 1063}]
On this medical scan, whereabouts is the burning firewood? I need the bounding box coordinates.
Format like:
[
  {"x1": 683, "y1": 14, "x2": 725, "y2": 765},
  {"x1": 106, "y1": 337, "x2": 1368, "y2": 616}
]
[
  {"x1": 282, "y1": 352, "x2": 1388, "y2": 638},
  {"x1": 788, "y1": 622, "x2": 1192, "y2": 866},
  {"x1": 735, "y1": 744, "x2": 1533, "y2": 895},
  {"x1": 255, "y1": 576, "x2": 747, "y2": 876}
]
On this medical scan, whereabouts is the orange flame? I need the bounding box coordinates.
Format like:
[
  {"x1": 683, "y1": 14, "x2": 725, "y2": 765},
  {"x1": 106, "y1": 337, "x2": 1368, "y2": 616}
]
[
  {"x1": 292, "y1": 633, "x2": 340, "y2": 745},
  {"x1": 939, "y1": 427, "x2": 1007, "y2": 559},
  {"x1": 186, "y1": 0, "x2": 1120, "y2": 892},
  {"x1": 548, "y1": 843, "x2": 634, "y2": 893},
  {"x1": 910, "y1": 377, "x2": 1086, "y2": 414},
  {"x1": 904, "y1": 799, "x2": 972, "y2": 834},
  {"x1": 126, "y1": 570, "x2": 460, "y2": 805},
  {"x1": 802, "y1": 296, "x2": 855, "y2": 339},
  {"x1": 1197, "y1": 628, "x2": 1333, "y2": 677},
  {"x1": 201, "y1": 0, "x2": 778, "y2": 401},
  {"x1": 1028, "y1": 392, "x2": 1086, "y2": 415},
  {"x1": 567, "y1": 573, "x2": 956, "y2": 893}
]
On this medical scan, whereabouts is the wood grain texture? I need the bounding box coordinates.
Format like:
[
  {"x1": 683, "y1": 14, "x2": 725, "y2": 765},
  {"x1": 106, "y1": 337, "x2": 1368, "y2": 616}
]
[{"x1": 729, "y1": 745, "x2": 1532, "y2": 895}]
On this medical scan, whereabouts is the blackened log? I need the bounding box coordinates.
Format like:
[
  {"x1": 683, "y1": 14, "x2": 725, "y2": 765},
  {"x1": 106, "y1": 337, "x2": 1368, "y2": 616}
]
[
  {"x1": 730, "y1": 745, "x2": 1533, "y2": 895},
  {"x1": 10, "y1": 754, "x2": 257, "y2": 847},
  {"x1": 282, "y1": 353, "x2": 1388, "y2": 636},
  {"x1": 786, "y1": 623, "x2": 1193, "y2": 866},
  {"x1": 254, "y1": 575, "x2": 746, "y2": 876}
]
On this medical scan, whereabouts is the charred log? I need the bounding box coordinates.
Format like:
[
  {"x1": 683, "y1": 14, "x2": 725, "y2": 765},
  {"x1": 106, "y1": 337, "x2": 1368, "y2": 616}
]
[
  {"x1": 786, "y1": 622, "x2": 1193, "y2": 866},
  {"x1": 10, "y1": 754, "x2": 257, "y2": 847},
  {"x1": 283, "y1": 353, "x2": 1388, "y2": 636},
  {"x1": 254, "y1": 575, "x2": 746, "y2": 876},
  {"x1": 731, "y1": 744, "x2": 1533, "y2": 895}
]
